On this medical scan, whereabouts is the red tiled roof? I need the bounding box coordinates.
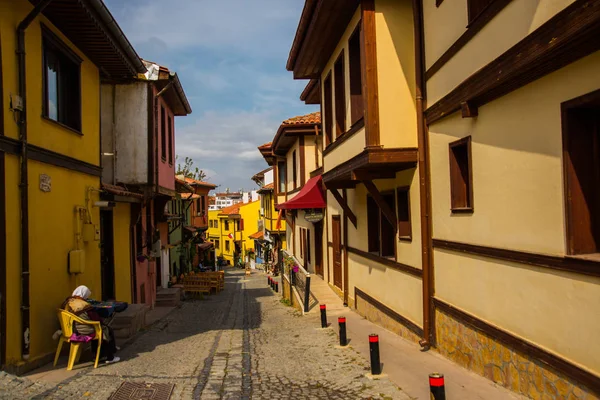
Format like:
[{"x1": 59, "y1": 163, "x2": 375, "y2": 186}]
[
  {"x1": 219, "y1": 204, "x2": 241, "y2": 215},
  {"x1": 181, "y1": 193, "x2": 200, "y2": 200},
  {"x1": 282, "y1": 111, "x2": 321, "y2": 125},
  {"x1": 177, "y1": 175, "x2": 217, "y2": 188},
  {"x1": 102, "y1": 183, "x2": 144, "y2": 199},
  {"x1": 257, "y1": 183, "x2": 274, "y2": 193},
  {"x1": 249, "y1": 231, "x2": 264, "y2": 240},
  {"x1": 258, "y1": 142, "x2": 272, "y2": 150}
]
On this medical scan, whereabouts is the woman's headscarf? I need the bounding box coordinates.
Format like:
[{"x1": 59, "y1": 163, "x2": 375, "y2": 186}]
[{"x1": 72, "y1": 285, "x2": 91, "y2": 299}]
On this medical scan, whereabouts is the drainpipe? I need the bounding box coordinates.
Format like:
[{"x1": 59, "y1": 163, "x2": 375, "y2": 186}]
[
  {"x1": 412, "y1": 0, "x2": 434, "y2": 350},
  {"x1": 16, "y1": 0, "x2": 54, "y2": 360}
]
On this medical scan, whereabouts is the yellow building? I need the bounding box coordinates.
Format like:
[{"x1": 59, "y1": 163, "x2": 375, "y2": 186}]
[
  {"x1": 285, "y1": 0, "x2": 600, "y2": 398},
  {"x1": 0, "y1": 0, "x2": 145, "y2": 371},
  {"x1": 208, "y1": 201, "x2": 260, "y2": 266}
]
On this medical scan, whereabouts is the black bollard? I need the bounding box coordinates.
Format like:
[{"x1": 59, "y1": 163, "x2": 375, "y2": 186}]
[
  {"x1": 275, "y1": 281, "x2": 279, "y2": 293},
  {"x1": 320, "y1": 304, "x2": 327, "y2": 328},
  {"x1": 338, "y1": 317, "x2": 347, "y2": 346},
  {"x1": 369, "y1": 334, "x2": 381, "y2": 375},
  {"x1": 267, "y1": 276, "x2": 270, "y2": 286},
  {"x1": 429, "y1": 373, "x2": 446, "y2": 400}
]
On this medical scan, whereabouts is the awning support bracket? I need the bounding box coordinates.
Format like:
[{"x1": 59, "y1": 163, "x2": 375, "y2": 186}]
[{"x1": 330, "y1": 189, "x2": 357, "y2": 228}]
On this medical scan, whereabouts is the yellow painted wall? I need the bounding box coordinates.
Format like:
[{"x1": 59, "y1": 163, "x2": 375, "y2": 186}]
[
  {"x1": 239, "y1": 200, "x2": 260, "y2": 257},
  {"x1": 0, "y1": 0, "x2": 100, "y2": 164},
  {"x1": 323, "y1": 127, "x2": 365, "y2": 171},
  {"x1": 425, "y1": 0, "x2": 576, "y2": 104},
  {"x1": 375, "y1": 0, "x2": 417, "y2": 149},
  {"x1": 429, "y1": 49, "x2": 600, "y2": 375},
  {"x1": 4, "y1": 155, "x2": 22, "y2": 364},
  {"x1": 430, "y1": 51, "x2": 600, "y2": 254},
  {"x1": 1, "y1": 0, "x2": 103, "y2": 364},
  {"x1": 113, "y1": 203, "x2": 132, "y2": 303},
  {"x1": 27, "y1": 160, "x2": 101, "y2": 360},
  {"x1": 421, "y1": 0, "x2": 466, "y2": 70}
]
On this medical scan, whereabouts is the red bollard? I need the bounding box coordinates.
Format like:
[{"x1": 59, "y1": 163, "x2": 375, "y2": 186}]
[
  {"x1": 429, "y1": 373, "x2": 446, "y2": 400},
  {"x1": 320, "y1": 304, "x2": 327, "y2": 328},
  {"x1": 338, "y1": 317, "x2": 347, "y2": 346},
  {"x1": 369, "y1": 334, "x2": 381, "y2": 375},
  {"x1": 275, "y1": 281, "x2": 279, "y2": 293}
]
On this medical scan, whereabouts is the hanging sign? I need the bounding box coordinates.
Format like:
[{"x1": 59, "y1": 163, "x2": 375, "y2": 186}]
[
  {"x1": 304, "y1": 209, "x2": 324, "y2": 223},
  {"x1": 39, "y1": 174, "x2": 51, "y2": 192}
]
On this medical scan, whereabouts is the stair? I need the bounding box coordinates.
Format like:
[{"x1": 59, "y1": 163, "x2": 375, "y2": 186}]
[
  {"x1": 156, "y1": 287, "x2": 181, "y2": 307},
  {"x1": 110, "y1": 303, "x2": 150, "y2": 341}
]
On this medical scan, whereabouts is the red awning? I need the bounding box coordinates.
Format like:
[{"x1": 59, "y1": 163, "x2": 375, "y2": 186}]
[
  {"x1": 197, "y1": 242, "x2": 214, "y2": 251},
  {"x1": 276, "y1": 175, "x2": 326, "y2": 210}
]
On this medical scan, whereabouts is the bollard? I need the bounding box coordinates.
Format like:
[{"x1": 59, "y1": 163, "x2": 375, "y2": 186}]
[
  {"x1": 369, "y1": 334, "x2": 381, "y2": 375},
  {"x1": 267, "y1": 276, "x2": 270, "y2": 286},
  {"x1": 275, "y1": 281, "x2": 279, "y2": 293},
  {"x1": 429, "y1": 373, "x2": 446, "y2": 400},
  {"x1": 338, "y1": 317, "x2": 347, "y2": 346},
  {"x1": 320, "y1": 304, "x2": 327, "y2": 328}
]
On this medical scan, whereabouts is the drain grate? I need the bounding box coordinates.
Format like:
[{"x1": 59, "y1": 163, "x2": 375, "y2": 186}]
[{"x1": 109, "y1": 382, "x2": 175, "y2": 400}]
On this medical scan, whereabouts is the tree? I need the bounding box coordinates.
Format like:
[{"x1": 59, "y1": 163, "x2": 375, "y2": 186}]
[{"x1": 176, "y1": 155, "x2": 207, "y2": 181}]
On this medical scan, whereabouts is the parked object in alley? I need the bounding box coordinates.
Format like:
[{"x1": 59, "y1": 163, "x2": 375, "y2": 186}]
[
  {"x1": 320, "y1": 304, "x2": 327, "y2": 328},
  {"x1": 338, "y1": 317, "x2": 347, "y2": 347},
  {"x1": 429, "y1": 373, "x2": 446, "y2": 400},
  {"x1": 369, "y1": 334, "x2": 381, "y2": 376},
  {"x1": 53, "y1": 309, "x2": 103, "y2": 370}
]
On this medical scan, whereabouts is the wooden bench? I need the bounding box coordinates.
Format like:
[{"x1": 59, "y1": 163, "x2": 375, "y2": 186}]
[{"x1": 182, "y1": 276, "x2": 211, "y2": 297}]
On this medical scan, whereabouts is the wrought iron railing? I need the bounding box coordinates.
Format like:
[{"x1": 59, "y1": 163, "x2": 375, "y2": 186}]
[{"x1": 282, "y1": 250, "x2": 311, "y2": 312}]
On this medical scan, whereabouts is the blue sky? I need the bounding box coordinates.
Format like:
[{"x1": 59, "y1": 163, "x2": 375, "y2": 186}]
[{"x1": 104, "y1": 0, "x2": 318, "y2": 191}]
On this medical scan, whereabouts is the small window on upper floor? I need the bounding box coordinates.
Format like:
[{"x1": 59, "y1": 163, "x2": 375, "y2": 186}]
[
  {"x1": 334, "y1": 50, "x2": 346, "y2": 138},
  {"x1": 467, "y1": 0, "x2": 494, "y2": 24},
  {"x1": 42, "y1": 26, "x2": 82, "y2": 132},
  {"x1": 324, "y1": 73, "x2": 333, "y2": 146},
  {"x1": 367, "y1": 193, "x2": 396, "y2": 258},
  {"x1": 161, "y1": 106, "x2": 167, "y2": 161},
  {"x1": 292, "y1": 150, "x2": 297, "y2": 189},
  {"x1": 278, "y1": 161, "x2": 286, "y2": 193},
  {"x1": 215, "y1": 239, "x2": 220, "y2": 249},
  {"x1": 225, "y1": 220, "x2": 229, "y2": 231},
  {"x1": 449, "y1": 136, "x2": 473, "y2": 213},
  {"x1": 348, "y1": 23, "x2": 364, "y2": 126}
]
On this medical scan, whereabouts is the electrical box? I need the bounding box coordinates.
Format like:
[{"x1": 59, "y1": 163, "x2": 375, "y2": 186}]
[
  {"x1": 10, "y1": 94, "x2": 23, "y2": 111},
  {"x1": 68, "y1": 249, "x2": 85, "y2": 274},
  {"x1": 82, "y1": 224, "x2": 100, "y2": 242}
]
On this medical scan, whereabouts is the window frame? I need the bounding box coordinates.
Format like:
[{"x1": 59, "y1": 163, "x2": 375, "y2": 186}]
[
  {"x1": 366, "y1": 191, "x2": 397, "y2": 258},
  {"x1": 225, "y1": 240, "x2": 230, "y2": 252},
  {"x1": 160, "y1": 105, "x2": 167, "y2": 161},
  {"x1": 396, "y1": 186, "x2": 412, "y2": 241},
  {"x1": 278, "y1": 161, "x2": 286, "y2": 193},
  {"x1": 449, "y1": 136, "x2": 474, "y2": 213},
  {"x1": 334, "y1": 50, "x2": 347, "y2": 138},
  {"x1": 292, "y1": 150, "x2": 297, "y2": 189},
  {"x1": 167, "y1": 115, "x2": 173, "y2": 165},
  {"x1": 348, "y1": 22, "x2": 364, "y2": 126},
  {"x1": 323, "y1": 72, "x2": 334, "y2": 146},
  {"x1": 215, "y1": 239, "x2": 220, "y2": 249},
  {"x1": 41, "y1": 24, "x2": 83, "y2": 134}
]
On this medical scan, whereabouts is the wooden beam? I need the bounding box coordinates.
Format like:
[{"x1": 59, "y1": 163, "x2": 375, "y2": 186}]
[
  {"x1": 461, "y1": 101, "x2": 478, "y2": 118},
  {"x1": 330, "y1": 188, "x2": 357, "y2": 228},
  {"x1": 362, "y1": 180, "x2": 396, "y2": 230},
  {"x1": 361, "y1": 0, "x2": 380, "y2": 148},
  {"x1": 352, "y1": 169, "x2": 396, "y2": 181}
]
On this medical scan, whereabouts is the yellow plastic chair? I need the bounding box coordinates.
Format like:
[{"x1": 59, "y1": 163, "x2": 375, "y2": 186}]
[{"x1": 53, "y1": 309, "x2": 102, "y2": 370}]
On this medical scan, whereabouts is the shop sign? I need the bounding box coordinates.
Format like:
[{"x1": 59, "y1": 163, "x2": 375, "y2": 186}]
[{"x1": 304, "y1": 210, "x2": 324, "y2": 223}]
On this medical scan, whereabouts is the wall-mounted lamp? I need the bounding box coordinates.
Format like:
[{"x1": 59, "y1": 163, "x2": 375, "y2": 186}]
[{"x1": 94, "y1": 201, "x2": 116, "y2": 208}]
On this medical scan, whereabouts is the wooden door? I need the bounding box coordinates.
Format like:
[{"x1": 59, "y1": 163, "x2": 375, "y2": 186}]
[
  {"x1": 314, "y1": 221, "x2": 323, "y2": 277},
  {"x1": 332, "y1": 216, "x2": 342, "y2": 289}
]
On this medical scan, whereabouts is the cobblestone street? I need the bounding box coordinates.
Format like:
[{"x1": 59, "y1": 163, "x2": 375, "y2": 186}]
[{"x1": 0, "y1": 270, "x2": 408, "y2": 400}]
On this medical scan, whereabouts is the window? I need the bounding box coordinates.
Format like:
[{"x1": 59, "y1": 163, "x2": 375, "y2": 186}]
[
  {"x1": 240, "y1": 219, "x2": 244, "y2": 230},
  {"x1": 300, "y1": 228, "x2": 304, "y2": 259},
  {"x1": 324, "y1": 73, "x2": 333, "y2": 145},
  {"x1": 201, "y1": 196, "x2": 206, "y2": 214},
  {"x1": 236, "y1": 220, "x2": 240, "y2": 231},
  {"x1": 215, "y1": 239, "x2": 220, "y2": 249},
  {"x1": 168, "y1": 115, "x2": 173, "y2": 164},
  {"x1": 225, "y1": 220, "x2": 229, "y2": 231},
  {"x1": 42, "y1": 26, "x2": 82, "y2": 131},
  {"x1": 225, "y1": 241, "x2": 230, "y2": 252},
  {"x1": 397, "y1": 187, "x2": 412, "y2": 240},
  {"x1": 215, "y1": 220, "x2": 218, "y2": 229},
  {"x1": 467, "y1": 0, "x2": 494, "y2": 24},
  {"x1": 562, "y1": 94, "x2": 600, "y2": 255},
  {"x1": 161, "y1": 106, "x2": 166, "y2": 160},
  {"x1": 334, "y1": 51, "x2": 346, "y2": 137},
  {"x1": 278, "y1": 161, "x2": 286, "y2": 193},
  {"x1": 292, "y1": 150, "x2": 297, "y2": 189},
  {"x1": 449, "y1": 136, "x2": 473, "y2": 212},
  {"x1": 209, "y1": 220, "x2": 213, "y2": 228},
  {"x1": 348, "y1": 23, "x2": 364, "y2": 125},
  {"x1": 367, "y1": 193, "x2": 396, "y2": 257}
]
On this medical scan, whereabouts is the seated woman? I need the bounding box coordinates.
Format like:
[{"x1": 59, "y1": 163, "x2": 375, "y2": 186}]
[{"x1": 62, "y1": 286, "x2": 120, "y2": 364}]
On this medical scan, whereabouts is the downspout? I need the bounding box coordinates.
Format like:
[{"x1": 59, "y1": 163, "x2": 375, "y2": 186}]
[
  {"x1": 16, "y1": 0, "x2": 54, "y2": 361},
  {"x1": 412, "y1": 0, "x2": 434, "y2": 350}
]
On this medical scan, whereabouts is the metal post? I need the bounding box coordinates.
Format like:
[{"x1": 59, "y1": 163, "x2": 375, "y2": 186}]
[
  {"x1": 369, "y1": 334, "x2": 381, "y2": 375},
  {"x1": 338, "y1": 317, "x2": 347, "y2": 346},
  {"x1": 429, "y1": 373, "x2": 446, "y2": 400},
  {"x1": 320, "y1": 304, "x2": 327, "y2": 328},
  {"x1": 275, "y1": 281, "x2": 279, "y2": 293},
  {"x1": 303, "y1": 275, "x2": 311, "y2": 312}
]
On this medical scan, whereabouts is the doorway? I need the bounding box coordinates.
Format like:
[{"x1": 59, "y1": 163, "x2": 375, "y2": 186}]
[
  {"x1": 314, "y1": 220, "x2": 323, "y2": 277},
  {"x1": 562, "y1": 91, "x2": 600, "y2": 256},
  {"x1": 332, "y1": 215, "x2": 342, "y2": 289},
  {"x1": 100, "y1": 210, "x2": 115, "y2": 300},
  {"x1": 155, "y1": 254, "x2": 162, "y2": 288}
]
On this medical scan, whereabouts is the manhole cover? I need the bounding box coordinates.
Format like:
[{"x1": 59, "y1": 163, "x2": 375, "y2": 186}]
[{"x1": 109, "y1": 382, "x2": 174, "y2": 400}]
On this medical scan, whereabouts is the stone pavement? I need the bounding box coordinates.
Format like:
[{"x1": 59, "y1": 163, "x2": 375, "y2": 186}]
[{"x1": 0, "y1": 270, "x2": 407, "y2": 399}]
